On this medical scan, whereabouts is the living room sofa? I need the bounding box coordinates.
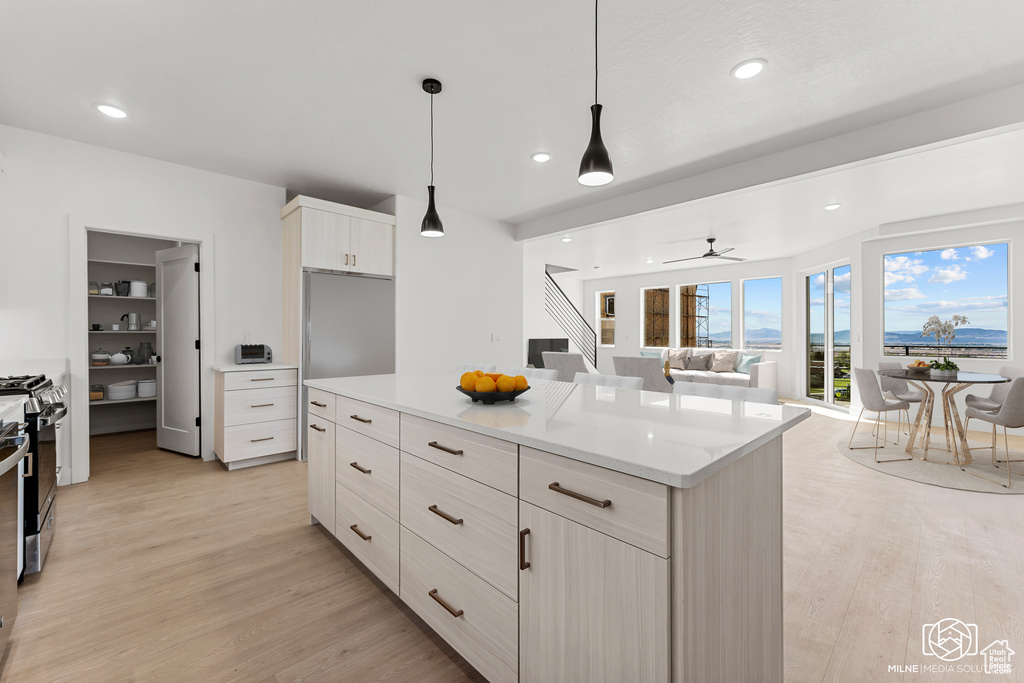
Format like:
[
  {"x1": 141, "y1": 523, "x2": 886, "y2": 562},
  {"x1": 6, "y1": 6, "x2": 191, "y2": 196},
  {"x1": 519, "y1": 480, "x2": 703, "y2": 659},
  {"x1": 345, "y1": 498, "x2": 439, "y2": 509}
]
[{"x1": 658, "y1": 347, "x2": 778, "y2": 390}]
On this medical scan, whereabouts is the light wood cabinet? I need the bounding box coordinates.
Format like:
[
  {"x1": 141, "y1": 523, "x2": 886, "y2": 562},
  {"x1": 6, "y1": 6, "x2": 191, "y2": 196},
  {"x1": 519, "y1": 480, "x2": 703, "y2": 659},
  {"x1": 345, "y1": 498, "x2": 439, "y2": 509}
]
[
  {"x1": 519, "y1": 501, "x2": 670, "y2": 683},
  {"x1": 214, "y1": 366, "x2": 298, "y2": 470},
  {"x1": 307, "y1": 418, "x2": 335, "y2": 535},
  {"x1": 349, "y1": 216, "x2": 394, "y2": 276}
]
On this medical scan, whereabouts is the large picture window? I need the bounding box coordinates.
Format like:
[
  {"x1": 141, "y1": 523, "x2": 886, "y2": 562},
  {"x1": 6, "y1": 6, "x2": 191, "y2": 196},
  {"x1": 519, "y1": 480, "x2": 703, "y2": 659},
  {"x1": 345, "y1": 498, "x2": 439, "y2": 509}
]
[
  {"x1": 742, "y1": 277, "x2": 782, "y2": 350},
  {"x1": 642, "y1": 287, "x2": 670, "y2": 347},
  {"x1": 883, "y1": 243, "x2": 1008, "y2": 358},
  {"x1": 680, "y1": 282, "x2": 731, "y2": 348}
]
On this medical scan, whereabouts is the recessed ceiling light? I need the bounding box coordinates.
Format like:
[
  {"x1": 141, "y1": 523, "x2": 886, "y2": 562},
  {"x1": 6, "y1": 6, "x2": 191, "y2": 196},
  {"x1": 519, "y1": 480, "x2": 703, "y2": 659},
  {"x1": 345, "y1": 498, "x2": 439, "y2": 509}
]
[
  {"x1": 96, "y1": 104, "x2": 128, "y2": 119},
  {"x1": 561, "y1": 236, "x2": 572, "y2": 243},
  {"x1": 824, "y1": 203, "x2": 842, "y2": 211},
  {"x1": 731, "y1": 59, "x2": 766, "y2": 80},
  {"x1": 646, "y1": 258, "x2": 653, "y2": 264},
  {"x1": 532, "y1": 152, "x2": 551, "y2": 163}
]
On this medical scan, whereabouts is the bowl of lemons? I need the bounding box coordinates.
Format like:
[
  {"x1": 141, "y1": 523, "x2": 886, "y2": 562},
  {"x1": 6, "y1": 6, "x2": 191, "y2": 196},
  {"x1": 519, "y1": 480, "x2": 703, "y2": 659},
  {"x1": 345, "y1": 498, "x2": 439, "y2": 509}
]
[
  {"x1": 457, "y1": 371, "x2": 531, "y2": 405},
  {"x1": 907, "y1": 360, "x2": 931, "y2": 373}
]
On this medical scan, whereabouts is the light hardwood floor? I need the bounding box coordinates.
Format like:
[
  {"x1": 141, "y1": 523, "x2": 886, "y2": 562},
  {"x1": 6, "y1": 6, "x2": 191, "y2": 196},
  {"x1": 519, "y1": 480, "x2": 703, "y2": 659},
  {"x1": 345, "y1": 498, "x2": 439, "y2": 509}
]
[{"x1": 3, "y1": 413, "x2": 1024, "y2": 682}]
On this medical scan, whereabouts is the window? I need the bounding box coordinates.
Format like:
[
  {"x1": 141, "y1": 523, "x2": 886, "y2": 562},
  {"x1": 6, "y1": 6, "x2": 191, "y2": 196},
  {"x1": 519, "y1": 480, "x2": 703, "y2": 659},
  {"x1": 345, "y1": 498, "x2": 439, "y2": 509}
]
[
  {"x1": 883, "y1": 243, "x2": 1008, "y2": 359},
  {"x1": 806, "y1": 265, "x2": 851, "y2": 406},
  {"x1": 742, "y1": 277, "x2": 782, "y2": 350},
  {"x1": 598, "y1": 291, "x2": 615, "y2": 346},
  {"x1": 642, "y1": 287, "x2": 670, "y2": 347},
  {"x1": 679, "y1": 282, "x2": 731, "y2": 348}
]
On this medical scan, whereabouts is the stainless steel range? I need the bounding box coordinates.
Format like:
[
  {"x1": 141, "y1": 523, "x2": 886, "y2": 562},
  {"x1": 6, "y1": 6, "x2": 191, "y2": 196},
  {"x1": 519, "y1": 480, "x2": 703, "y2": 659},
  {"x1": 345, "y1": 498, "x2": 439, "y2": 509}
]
[{"x1": 0, "y1": 375, "x2": 66, "y2": 579}]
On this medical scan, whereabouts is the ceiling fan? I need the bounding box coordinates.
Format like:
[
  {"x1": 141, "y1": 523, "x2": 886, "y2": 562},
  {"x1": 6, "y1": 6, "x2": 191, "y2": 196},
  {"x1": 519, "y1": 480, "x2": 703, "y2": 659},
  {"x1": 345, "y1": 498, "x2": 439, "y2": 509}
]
[{"x1": 662, "y1": 237, "x2": 746, "y2": 264}]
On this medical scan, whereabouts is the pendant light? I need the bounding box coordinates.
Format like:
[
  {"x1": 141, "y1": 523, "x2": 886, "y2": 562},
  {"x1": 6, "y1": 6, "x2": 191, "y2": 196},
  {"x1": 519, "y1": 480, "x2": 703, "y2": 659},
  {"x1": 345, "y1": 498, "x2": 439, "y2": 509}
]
[
  {"x1": 578, "y1": 0, "x2": 613, "y2": 186},
  {"x1": 421, "y1": 78, "x2": 444, "y2": 237}
]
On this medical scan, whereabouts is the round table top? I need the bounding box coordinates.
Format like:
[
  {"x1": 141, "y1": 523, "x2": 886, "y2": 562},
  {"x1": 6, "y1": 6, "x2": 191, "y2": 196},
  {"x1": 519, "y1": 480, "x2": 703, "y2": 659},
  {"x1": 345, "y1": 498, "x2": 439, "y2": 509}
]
[{"x1": 879, "y1": 368, "x2": 1009, "y2": 384}]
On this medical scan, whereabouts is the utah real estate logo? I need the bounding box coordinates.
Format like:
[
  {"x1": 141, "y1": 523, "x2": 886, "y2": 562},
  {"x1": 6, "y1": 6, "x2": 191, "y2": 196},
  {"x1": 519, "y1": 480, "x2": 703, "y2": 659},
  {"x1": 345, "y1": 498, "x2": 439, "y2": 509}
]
[{"x1": 890, "y1": 617, "x2": 1014, "y2": 674}]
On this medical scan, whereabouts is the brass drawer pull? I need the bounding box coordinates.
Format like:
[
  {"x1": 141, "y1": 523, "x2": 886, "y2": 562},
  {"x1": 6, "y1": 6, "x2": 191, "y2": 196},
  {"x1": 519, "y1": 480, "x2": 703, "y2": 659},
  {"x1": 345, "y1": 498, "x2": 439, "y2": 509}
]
[
  {"x1": 251, "y1": 403, "x2": 275, "y2": 408},
  {"x1": 250, "y1": 436, "x2": 275, "y2": 442},
  {"x1": 349, "y1": 415, "x2": 372, "y2": 424},
  {"x1": 310, "y1": 400, "x2": 327, "y2": 407},
  {"x1": 350, "y1": 524, "x2": 371, "y2": 541},
  {"x1": 519, "y1": 528, "x2": 531, "y2": 570},
  {"x1": 428, "y1": 504, "x2": 463, "y2": 525},
  {"x1": 350, "y1": 462, "x2": 371, "y2": 475},
  {"x1": 251, "y1": 377, "x2": 275, "y2": 382},
  {"x1": 310, "y1": 424, "x2": 326, "y2": 433},
  {"x1": 548, "y1": 482, "x2": 611, "y2": 508},
  {"x1": 428, "y1": 589, "x2": 463, "y2": 618},
  {"x1": 428, "y1": 441, "x2": 463, "y2": 456}
]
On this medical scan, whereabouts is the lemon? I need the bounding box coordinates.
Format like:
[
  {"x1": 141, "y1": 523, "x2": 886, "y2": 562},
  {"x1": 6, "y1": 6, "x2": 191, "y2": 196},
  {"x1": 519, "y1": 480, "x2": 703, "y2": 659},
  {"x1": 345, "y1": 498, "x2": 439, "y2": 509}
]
[
  {"x1": 475, "y1": 376, "x2": 497, "y2": 392},
  {"x1": 513, "y1": 375, "x2": 529, "y2": 391},
  {"x1": 460, "y1": 372, "x2": 478, "y2": 391},
  {"x1": 496, "y1": 375, "x2": 516, "y2": 392}
]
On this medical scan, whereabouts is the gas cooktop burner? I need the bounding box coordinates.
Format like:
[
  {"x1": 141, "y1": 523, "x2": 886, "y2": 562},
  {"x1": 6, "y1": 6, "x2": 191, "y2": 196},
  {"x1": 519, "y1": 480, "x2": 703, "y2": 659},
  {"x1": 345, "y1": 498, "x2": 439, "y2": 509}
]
[{"x1": 0, "y1": 374, "x2": 50, "y2": 394}]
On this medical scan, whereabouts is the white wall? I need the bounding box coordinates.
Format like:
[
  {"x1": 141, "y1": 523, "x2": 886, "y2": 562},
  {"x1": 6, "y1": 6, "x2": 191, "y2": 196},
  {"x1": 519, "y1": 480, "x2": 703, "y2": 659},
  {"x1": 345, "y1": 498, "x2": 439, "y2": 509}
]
[
  {"x1": 581, "y1": 257, "x2": 798, "y2": 396},
  {"x1": 387, "y1": 194, "x2": 523, "y2": 373},
  {"x1": 521, "y1": 259, "x2": 591, "y2": 368},
  {"x1": 0, "y1": 124, "x2": 286, "y2": 480}
]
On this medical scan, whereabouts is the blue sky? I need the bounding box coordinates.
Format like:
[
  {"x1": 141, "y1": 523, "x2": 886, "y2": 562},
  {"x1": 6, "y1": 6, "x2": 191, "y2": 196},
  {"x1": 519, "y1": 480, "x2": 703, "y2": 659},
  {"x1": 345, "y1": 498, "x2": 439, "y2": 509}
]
[
  {"x1": 701, "y1": 281, "x2": 732, "y2": 335},
  {"x1": 884, "y1": 243, "x2": 1008, "y2": 331},
  {"x1": 808, "y1": 266, "x2": 851, "y2": 335},
  {"x1": 744, "y1": 277, "x2": 783, "y2": 333}
]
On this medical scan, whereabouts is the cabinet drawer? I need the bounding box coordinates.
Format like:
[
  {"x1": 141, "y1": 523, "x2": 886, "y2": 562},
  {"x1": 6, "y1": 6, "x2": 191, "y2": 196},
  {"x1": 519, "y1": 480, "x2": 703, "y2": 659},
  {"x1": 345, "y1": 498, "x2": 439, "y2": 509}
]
[
  {"x1": 224, "y1": 386, "x2": 297, "y2": 426},
  {"x1": 400, "y1": 453, "x2": 518, "y2": 599},
  {"x1": 401, "y1": 527, "x2": 518, "y2": 683},
  {"x1": 520, "y1": 446, "x2": 670, "y2": 558},
  {"x1": 335, "y1": 395, "x2": 399, "y2": 448},
  {"x1": 400, "y1": 414, "x2": 518, "y2": 495},
  {"x1": 336, "y1": 481, "x2": 399, "y2": 595},
  {"x1": 224, "y1": 369, "x2": 297, "y2": 391},
  {"x1": 307, "y1": 388, "x2": 336, "y2": 422},
  {"x1": 336, "y1": 426, "x2": 399, "y2": 521},
  {"x1": 222, "y1": 419, "x2": 296, "y2": 462}
]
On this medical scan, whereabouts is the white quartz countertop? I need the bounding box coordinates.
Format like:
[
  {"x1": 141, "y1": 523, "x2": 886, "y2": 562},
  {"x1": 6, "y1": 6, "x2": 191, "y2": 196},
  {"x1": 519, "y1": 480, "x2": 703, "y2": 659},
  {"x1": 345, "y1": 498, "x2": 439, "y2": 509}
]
[
  {"x1": 305, "y1": 373, "x2": 810, "y2": 488},
  {"x1": 0, "y1": 396, "x2": 27, "y2": 424},
  {"x1": 213, "y1": 363, "x2": 298, "y2": 373}
]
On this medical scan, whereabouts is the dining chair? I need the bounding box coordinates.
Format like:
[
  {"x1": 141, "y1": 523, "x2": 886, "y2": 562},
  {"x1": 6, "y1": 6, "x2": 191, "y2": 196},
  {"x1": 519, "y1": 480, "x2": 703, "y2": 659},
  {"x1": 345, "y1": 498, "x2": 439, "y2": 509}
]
[
  {"x1": 612, "y1": 356, "x2": 673, "y2": 393},
  {"x1": 673, "y1": 382, "x2": 779, "y2": 405},
  {"x1": 965, "y1": 365, "x2": 1023, "y2": 412},
  {"x1": 541, "y1": 352, "x2": 588, "y2": 382},
  {"x1": 455, "y1": 362, "x2": 497, "y2": 374},
  {"x1": 878, "y1": 361, "x2": 924, "y2": 437},
  {"x1": 964, "y1": 377, "x2": 1024, "y2": 488},
  {"x1": 850, "y1": 368, "x2": 912, "y2": 463},
  {"x1": 572, "y1": 372, "x2": 643, "y2": 390},
  {"x1": 508, "y1": 367, "x2": 559, "y2": 381}
]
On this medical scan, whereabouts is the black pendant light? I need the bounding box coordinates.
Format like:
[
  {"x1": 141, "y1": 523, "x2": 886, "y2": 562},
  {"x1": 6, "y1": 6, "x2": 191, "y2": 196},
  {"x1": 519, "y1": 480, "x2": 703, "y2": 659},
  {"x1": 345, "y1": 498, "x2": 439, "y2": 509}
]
[
  {"x1": 421, "y1": 78, "x2": 444, "y2": 237},
  {"x1": 578, "y1": 0, "x2": 613, "y2": 186}
]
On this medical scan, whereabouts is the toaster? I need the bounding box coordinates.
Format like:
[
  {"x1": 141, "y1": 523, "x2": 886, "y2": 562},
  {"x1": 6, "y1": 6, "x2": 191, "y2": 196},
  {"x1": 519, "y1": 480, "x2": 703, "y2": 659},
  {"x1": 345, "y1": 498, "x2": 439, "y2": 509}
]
[{"x1": 234, "y1": 344, "x2": 273, "y2": 364}]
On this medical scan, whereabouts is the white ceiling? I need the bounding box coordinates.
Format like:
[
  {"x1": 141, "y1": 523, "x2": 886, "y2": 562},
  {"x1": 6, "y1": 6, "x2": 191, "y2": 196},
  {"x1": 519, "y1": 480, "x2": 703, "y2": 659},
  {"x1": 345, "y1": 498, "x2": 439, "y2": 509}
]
[
  {"x1": 2, "y1": 0, "x2": 1024, "y2": 228},
  {"x1": 525, "y1": 125, "x2": 1024, "y2": 280}
]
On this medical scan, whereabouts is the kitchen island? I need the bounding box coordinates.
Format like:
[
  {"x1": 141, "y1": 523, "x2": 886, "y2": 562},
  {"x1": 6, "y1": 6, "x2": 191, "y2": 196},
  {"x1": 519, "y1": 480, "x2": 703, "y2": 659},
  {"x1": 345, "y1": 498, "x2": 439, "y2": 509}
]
[{"x1": 305, "y1": 373, "x2": 809, "y2": 683}]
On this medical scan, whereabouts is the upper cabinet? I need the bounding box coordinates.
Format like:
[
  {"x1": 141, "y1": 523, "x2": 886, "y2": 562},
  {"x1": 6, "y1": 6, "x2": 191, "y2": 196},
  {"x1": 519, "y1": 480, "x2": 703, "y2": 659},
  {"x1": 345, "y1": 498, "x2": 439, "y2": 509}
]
[{"x1": 282, "y1": 196, "x2": 395, "y2": 277}]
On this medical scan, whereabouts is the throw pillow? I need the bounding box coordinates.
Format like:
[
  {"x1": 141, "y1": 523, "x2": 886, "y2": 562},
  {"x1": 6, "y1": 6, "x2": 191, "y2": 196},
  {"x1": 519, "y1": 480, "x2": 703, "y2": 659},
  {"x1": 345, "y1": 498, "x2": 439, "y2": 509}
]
[
  {"x1": 667, "y1": 348, "x2": 689, "y2": 369},
  {"x1": 639, "y1": 350, "x2": 662, "y2": 359},
  {"x1": 711, "y1": 350, "x2": 739, "y2": 373},
  {"x1": 735, "y1": 353, "x2": 762, "y2": 375},
  {"x1": 683, "y1": 353, "x2": 712, "y2": 371}
]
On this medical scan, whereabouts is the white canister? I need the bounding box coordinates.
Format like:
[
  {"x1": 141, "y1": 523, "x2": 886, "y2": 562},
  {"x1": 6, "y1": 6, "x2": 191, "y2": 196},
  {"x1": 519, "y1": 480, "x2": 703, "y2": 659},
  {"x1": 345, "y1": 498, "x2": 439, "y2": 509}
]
[
  {"x1": 109, "y1": 351, "x2": 128, "y2": 366},
  {"x1": 129, "y1": 280, "x2": 149, "y2": 297},
  {"x1": 137, "y1": 379, "x2": 156, "y2": 398}
]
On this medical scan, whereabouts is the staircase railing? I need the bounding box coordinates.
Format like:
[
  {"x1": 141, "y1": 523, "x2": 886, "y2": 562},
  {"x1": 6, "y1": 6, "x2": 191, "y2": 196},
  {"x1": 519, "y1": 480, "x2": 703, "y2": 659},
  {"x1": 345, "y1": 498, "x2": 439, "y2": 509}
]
[{"x1": 544, "y1": 271, "x2": 597, "y2": 368}]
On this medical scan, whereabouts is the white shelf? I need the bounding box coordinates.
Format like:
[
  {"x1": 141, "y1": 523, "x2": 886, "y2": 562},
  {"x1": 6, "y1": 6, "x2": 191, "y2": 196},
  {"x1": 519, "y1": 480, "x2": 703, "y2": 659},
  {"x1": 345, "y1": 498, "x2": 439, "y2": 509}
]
[
  {"x1": 88, "y1": 295, "x2": 156, "y2": 301},
  {"x1": 89, "y1": 396, "x2": 156, "y2": 406},
  {"x1": 89, "y1": 330, "x2": 156, "y2": 334},
  {"x1": 87, "y1": 259, "x2": 156, "y2": 268},
  {"x1": 89, "y1": 365, "x2": 157, "y2": 371}
]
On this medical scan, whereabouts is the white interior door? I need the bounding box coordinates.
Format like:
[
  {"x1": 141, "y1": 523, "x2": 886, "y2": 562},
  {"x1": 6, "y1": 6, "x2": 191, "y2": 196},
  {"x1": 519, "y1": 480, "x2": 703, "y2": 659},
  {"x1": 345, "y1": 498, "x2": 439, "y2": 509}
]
[{"x1": 156, "y1": 244, "x2": 200, "y2": 455}]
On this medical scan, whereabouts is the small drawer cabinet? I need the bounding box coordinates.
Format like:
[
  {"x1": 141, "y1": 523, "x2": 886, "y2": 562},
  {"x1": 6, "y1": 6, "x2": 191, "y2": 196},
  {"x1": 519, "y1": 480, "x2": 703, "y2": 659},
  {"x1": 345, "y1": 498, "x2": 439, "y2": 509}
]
[{"x1": 213, "y1": 365, "x2": 298, "y2": 469}]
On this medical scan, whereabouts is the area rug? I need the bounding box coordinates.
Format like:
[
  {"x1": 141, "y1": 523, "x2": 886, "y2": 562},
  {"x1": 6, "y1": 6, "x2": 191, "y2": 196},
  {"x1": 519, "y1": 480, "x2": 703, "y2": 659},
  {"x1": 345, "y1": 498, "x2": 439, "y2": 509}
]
[{"x1": 836, "y1": 434, "x2": 1024, "y2": 494}]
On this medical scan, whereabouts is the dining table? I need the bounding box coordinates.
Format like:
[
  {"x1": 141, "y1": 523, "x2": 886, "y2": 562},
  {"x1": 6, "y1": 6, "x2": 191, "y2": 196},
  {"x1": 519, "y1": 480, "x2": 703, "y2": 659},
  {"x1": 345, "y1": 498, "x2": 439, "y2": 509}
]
[{"x1": 878, "y1": 368, "x2": 1009, "y2": 465}]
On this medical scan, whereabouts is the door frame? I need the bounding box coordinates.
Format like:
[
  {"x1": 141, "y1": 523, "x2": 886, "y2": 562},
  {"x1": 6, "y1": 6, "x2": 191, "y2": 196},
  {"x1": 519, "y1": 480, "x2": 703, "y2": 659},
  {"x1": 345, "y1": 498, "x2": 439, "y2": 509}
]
[
  {"x1": 797, "y1": 259, "x2": 852, "y2": 412},
  {"x1": 67, "y1": 218, "x2": 214, "y2": 484}
]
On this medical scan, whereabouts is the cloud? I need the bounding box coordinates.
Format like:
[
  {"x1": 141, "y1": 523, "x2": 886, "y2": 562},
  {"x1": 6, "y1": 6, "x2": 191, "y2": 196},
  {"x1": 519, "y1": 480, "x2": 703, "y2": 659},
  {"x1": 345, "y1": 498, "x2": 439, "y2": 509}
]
[
  {"x1": 889, "y1": 297, "x2": 1007, "y2": 315},
  {"x1": 809, "y1": 298, "x2": 825, "y2": 306},
  {"x1": 834, "y1": 271, "x2": 851, "y2": 293},
  {"x1": 970, "y1": 245, "x2": 994, "y2": 260},
  {"x1": 744, "y1": 309, "x2": 781, "y2": 325},
  {"x1": 928, "y1": 264, "x2": 968, "y2": 284},
  {"x1": 884, "y1": 255, "x2": 928, "y2": 286},
  {"x1": 885, "y1": 287, "x2": 927, "y2": 301},
  {"x1": 940, "y1": 248, "x2": 959, "y2": 260}
]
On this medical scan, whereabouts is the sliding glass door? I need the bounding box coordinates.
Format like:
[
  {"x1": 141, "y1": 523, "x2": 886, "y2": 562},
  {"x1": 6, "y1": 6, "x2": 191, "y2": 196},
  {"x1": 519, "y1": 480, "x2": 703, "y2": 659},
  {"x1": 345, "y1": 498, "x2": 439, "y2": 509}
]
[{"x1": 806, "y1": 265, "x2": 851, "y2": 407}]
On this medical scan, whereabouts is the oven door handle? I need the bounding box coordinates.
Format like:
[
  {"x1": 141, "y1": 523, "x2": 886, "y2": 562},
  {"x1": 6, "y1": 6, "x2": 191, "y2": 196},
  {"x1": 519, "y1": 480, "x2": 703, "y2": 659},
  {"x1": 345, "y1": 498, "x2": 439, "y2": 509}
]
[{"x1": 41, "y1": 405, "x2": 68, "y2": 426}]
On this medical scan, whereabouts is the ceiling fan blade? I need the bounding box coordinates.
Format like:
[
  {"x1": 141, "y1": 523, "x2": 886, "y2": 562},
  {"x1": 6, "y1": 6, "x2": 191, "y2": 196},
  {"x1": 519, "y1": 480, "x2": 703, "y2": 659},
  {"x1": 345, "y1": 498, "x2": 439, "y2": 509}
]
[
  {"x1": 717, "y1": 255, "x2": 746, "y2": 261},
  {"x1": 715, "y1": 247, "x2": 735, "y2": 255},
  {"x1": 661, "y1": 256, "x2": 703, "y2": 264}
]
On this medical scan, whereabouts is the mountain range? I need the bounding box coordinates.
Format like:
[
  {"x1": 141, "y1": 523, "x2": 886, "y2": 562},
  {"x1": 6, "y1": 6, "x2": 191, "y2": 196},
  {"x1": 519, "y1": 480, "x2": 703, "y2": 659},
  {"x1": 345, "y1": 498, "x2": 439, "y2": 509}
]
[{"x1": 708, "y1": 328, "x2": 1006, "y2": 346}]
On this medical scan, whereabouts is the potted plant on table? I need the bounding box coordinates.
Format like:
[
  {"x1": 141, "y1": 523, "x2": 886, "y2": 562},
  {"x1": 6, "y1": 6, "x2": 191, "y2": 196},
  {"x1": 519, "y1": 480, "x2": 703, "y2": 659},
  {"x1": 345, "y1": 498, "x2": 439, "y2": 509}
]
[{"x1": 920, "y1": 314, "x2": 969, "y2": 378}]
